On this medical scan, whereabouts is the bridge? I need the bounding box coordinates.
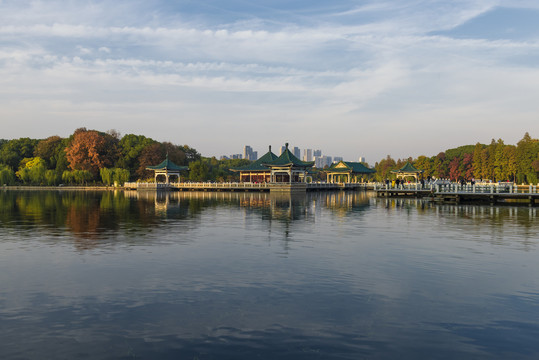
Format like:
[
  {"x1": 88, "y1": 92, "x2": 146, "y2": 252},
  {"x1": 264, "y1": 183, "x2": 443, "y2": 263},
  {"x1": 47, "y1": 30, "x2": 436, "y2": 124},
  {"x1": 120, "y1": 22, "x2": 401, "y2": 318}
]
[
  {"x1": 124, "y1": 182, "x2": 372, "y2": 192},
  {"x1": 374, "y1": 183, "x2": 539, "y2": 206}
]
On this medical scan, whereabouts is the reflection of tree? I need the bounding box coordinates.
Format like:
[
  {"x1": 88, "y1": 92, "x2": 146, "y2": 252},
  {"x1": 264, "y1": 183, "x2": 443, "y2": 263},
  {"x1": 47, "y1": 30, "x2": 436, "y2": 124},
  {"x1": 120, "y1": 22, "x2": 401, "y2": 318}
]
[
  {"x1": 65, "y1": 202, "x2": 102, "y2": 250},
  {"x1": 3, "y1": 190, "x2": 536, "y2": 252}
]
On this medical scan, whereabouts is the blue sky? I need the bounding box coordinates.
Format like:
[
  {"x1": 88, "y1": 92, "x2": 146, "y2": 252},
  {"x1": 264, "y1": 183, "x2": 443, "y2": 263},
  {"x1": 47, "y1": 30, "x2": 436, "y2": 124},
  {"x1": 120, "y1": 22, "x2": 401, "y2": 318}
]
[{"x1": 1, "y1": 0, "x2": 539, "y2": 163}]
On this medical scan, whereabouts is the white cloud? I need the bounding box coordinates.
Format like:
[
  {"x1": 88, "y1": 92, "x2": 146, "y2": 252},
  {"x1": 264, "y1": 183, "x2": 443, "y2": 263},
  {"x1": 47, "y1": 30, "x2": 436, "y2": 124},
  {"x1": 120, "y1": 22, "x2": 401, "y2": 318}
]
[{"x1": 1, "y1": 0, "x2": 539, "y2": 160}]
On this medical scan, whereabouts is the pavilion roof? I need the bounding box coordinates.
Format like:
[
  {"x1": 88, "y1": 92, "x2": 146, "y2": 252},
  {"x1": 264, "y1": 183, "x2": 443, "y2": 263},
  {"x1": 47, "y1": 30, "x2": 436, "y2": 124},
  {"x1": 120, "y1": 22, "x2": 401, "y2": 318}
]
[
  {"x1": 325, "y1": 161, "x2": 376, "y2": 174},
  {"x1": 230, "y1": 146, "x2": 278, "y2": 172},
  {"x1": 262, "y1": 143, "x2": 314, "y2": 169},
  {"x1": 391, "y1": 162, "x2": 423, "y2": 173},
  {"x1": 146, "y1": 155, "x2": 189, "y2": 171}
]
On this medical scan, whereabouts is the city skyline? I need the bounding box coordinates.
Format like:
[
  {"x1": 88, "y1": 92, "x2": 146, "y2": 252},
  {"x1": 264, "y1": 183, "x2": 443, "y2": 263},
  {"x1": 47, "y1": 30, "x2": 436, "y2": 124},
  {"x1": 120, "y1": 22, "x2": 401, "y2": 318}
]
[
  {"x1": 1, "y1": 1, "x2": 539, "y2": 162},
  {"x1": 224, "y1": 144, "x2": 365, "y2": 167}
]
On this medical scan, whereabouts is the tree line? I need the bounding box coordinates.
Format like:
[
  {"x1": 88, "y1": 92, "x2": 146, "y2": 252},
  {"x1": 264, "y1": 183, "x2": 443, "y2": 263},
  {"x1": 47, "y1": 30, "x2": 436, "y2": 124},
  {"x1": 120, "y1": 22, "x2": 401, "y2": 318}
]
[
  {"x1": 2, "y1": 130, "x2": 538, "y2": 185},
  {"x1": 0, "y1": 128, "x2": 201, "y2": 186},
  {"x1": 372, "y1": 133, "x2": 539, "y2": 184}
]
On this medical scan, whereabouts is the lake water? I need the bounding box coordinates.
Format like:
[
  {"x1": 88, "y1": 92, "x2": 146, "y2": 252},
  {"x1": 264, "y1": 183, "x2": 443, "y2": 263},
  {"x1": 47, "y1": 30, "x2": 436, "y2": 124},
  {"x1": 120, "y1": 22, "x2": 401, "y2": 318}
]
[{"x1": 1, "y1": 190, "x2": 539, "y2": 359}]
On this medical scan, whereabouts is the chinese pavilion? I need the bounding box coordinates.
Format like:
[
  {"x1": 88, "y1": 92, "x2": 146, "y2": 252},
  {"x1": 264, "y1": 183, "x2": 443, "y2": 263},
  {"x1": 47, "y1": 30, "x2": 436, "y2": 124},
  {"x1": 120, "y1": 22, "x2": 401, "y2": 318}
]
[
  {"x1": 229, "y1": 146, "x2": 278, "y2": 183},
  {"x1": 262, "y1": 143, "x2": 314, "y2": 183},
  {"x1": 324, "y1": 161, "x2": 376, "y2": 183},
  {"x1": 146, "y1": 154, "x2": 189, "y2": 183},
  {"x1": 390, "y1": 162, "x2": 423, "y2": 181}
]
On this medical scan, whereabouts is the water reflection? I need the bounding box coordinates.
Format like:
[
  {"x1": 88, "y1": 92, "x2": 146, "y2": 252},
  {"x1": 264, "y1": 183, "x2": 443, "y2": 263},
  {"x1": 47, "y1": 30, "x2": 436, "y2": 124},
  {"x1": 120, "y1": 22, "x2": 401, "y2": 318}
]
[
  {"x1": 2, "y1": 190, "x2": 538, "y2": 246},
  {"x1": 2, "y1": 190, "x2": 539, "y2": 359}
]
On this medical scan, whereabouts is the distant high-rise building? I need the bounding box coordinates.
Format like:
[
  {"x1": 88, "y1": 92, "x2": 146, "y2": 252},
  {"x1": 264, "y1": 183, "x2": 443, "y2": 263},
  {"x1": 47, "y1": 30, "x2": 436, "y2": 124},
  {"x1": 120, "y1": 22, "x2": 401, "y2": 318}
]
[
  {"x1": 313, "y1": 149, "x2": 322, "y2": 157},
  {"x1": 280, "y1": 146, "x2": 286, "y2": 155},
  {"x1": 358, "y1": 157, "x2": 366, "y2": 163},
  {"x1": 293, "y1": 146, "x2": 301, "y2": 158},
  {"x1": 231, "y1": 154, "x2": 242, "y2": 159},
  {"x1": 333, "y1": 156, "x2": 343, "y2": 163},
  {"x1": 303, "y1": 149, "x2": 313, "y2": 162},
  {"x1": 315, "y1": 155, "x2": 332, "y2": 168},
  {"x1": 243, "y1": 145, "x2": 257, "y2": 161}
]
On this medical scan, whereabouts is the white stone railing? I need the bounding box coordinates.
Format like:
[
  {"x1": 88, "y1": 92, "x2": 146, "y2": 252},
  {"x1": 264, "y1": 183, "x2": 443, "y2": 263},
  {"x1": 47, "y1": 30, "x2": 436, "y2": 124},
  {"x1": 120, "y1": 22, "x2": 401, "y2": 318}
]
[{"x1": 373, "y1": 182, "x2": 539, "y2": 194}]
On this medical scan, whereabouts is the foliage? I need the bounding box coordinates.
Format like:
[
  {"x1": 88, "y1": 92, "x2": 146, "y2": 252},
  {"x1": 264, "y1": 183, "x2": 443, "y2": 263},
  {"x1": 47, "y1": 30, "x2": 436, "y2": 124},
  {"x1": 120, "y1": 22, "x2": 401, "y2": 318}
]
[
  {"x1": 16, "y1": 157, "x2": 47, "y2": 184},
  {"x1": 62, "y1": 170, "x2": 93, "y2": 185},
  {"x1": 116, "y1": 134, "x2": 156, "y2": 179},
  {"x1": 0, "y1": 165, "x2": 15, "y2": 185},
  {"x1": 100, "y1": 168, "x2": 114, "y2": 185},
  {"x1": 101, "y1": 168, "x2": 130, "y2": 185},
  {"x1": 0, "y1": 138, "x2": 39, "y2": 170},
  {"x1": 188, "y1": 159, "x2": 210, "y2": 182},
  {"x1": 65, "y1": 128, "x2": 119, "y2": 177},
  {"x1": 113, "y1": 168, "x2": 130, "y2": 185},
  {"x1": 44, "y1": 170, "x2": 59, "y2": 186}
]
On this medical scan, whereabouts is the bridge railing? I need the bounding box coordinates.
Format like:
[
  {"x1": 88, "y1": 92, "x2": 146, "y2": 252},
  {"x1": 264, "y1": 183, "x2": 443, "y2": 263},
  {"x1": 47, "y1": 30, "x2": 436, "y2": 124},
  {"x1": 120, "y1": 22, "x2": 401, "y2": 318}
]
[{"x1": 373, "y1": 182, "x2": 539, "y2": 194}]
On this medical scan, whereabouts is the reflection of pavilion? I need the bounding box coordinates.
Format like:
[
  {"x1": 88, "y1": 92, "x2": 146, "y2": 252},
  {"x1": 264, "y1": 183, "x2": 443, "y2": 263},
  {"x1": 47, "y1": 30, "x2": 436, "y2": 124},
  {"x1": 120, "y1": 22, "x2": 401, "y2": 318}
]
[{"x1": 146, "y1": 154, "x2": 189, "y2": 183}]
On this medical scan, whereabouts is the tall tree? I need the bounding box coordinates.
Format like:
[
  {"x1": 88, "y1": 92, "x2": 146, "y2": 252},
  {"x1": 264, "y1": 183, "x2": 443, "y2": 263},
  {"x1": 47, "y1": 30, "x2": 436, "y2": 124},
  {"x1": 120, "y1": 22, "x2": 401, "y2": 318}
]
[
  {"x1": 448, "y1": 157, "x2": 461, "y2": 181},
  {"x1": 516, "y1": 132, "x2": 539, "y2": 184},
  {"x1": 472, "y1": 142, "x2": 484, "y2": 179},
  {"x1": 65, "y1": 128, "x2": 119, "y2": 177},
  {"x1": 0, "y1": 138, "x2": 39, "y2": 169},
  {"x1": 137, "y1": 143, "x2": 165, "y2": 179},
  {"x1": 116, "y1": 134, "x2": 156, "y2": 177},
  {"x1": 34, "y1": 136, "x2": 63, "y2": 168}
]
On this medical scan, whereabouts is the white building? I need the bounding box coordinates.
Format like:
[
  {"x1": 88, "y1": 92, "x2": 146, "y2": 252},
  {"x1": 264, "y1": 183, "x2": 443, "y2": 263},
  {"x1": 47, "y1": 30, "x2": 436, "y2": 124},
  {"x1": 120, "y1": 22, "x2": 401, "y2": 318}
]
[{"x1": 303, "y1": 149, "x2": 313, "y2": 162}]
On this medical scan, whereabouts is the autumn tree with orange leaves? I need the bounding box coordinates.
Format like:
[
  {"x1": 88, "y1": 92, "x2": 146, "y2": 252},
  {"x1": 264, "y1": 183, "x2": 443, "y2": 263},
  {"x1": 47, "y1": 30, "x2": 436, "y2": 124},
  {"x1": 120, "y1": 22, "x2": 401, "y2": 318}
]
[{"x1": 65, "y1": 128, "x2": 119, "y2": 177}]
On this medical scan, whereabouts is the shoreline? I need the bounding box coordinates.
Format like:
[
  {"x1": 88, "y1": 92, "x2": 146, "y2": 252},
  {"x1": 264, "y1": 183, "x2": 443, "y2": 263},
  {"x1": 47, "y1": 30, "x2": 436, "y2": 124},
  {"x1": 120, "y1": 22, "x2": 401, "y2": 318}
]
[{"x1": 2, "y1": 185, "x2": 121, "y2": 191}]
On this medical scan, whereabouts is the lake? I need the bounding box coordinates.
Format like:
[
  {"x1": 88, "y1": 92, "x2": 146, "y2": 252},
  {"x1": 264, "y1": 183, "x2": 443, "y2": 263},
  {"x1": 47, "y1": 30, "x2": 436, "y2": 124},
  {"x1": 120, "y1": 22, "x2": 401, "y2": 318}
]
[{"x1": 1, "y1": 190, "x2": 539, "y2": 359}]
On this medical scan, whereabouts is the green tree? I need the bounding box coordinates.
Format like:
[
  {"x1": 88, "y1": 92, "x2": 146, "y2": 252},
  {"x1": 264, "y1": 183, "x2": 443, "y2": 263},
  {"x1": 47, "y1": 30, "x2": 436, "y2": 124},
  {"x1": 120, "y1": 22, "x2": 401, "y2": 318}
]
[
  {"x1": 0, "y1": 138, "x2": 39, "y2": 169},
  {"x1": 62, "y1": 170, "x2": 75, "y2": 184},
  {"x1": 117, "y1": 134, "x2": 156, "y2": 178},
  {"x1": 73, "y1": 170, "x2": 93, "y2": 185},
  {"x1": 516, "y1": 132, "x2": 539, "y2": 184},
  {"x1": 34, "y1": 136, "x2": 63, "y2": 168},
  {"x1": 0, "y1": 165, "x2": 15, "y2": 185},
  {"x1": 472, "y1": 143, "x2": 484, "y2": 179},
  {"x1": 493, "y1": 139, "x2": 507, "y2": 181},
  {"x1": 44, "y1": 170, "x2": 59, "y2": 185},
  {"x1": 100, "y1": 168, "x2": 114, "y2": 185},
  {"x1": 113, "y1": 168, "x2": 130, "y2": 185},
  {"x1": 374, "y1": 155, "x2": 396, "y2": 181},
  {"x1": 16, "y1": 157, "x2": 47, "y2": 184},
  {"x1": 414, "y1": 156, "x2": 431, "y2": 178},
  {"x1": 188, "y1": 160, "x2": 210, "y2": 181}
]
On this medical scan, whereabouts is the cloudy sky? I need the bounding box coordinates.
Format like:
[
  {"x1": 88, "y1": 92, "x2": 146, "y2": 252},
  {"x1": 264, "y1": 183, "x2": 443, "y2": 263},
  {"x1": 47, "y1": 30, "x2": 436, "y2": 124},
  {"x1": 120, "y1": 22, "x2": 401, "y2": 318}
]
[{"x1": 1, "y1": 0, "x2": 539, "y2": 163}]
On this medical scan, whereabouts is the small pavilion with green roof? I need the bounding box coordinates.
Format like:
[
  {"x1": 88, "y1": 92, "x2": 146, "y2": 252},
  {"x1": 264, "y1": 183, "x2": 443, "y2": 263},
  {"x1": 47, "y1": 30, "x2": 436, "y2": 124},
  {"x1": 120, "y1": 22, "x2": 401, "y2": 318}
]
[
  {"x1": 325, "y1": 161, "x2": 376, "y2": 183},
  {"x1": 146, "y1": 154, "x2": 189, "y2": 183},
  {"x1": 229, "y1": 146, "x2": 278, "y2": 183},
  {"x1": 262, "y1": 143, "x2": 314, "y2": 183},
  {"x1": 391, "y1": 162, "x2": 423, "y2": 181}
]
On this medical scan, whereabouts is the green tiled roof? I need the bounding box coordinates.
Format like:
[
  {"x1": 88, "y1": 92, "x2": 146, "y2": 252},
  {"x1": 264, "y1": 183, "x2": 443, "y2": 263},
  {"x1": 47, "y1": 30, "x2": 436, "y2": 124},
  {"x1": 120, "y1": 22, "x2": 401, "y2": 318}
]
[
  {"x1": 262, "y1": 143, "x2": 314, "y2": 168},
  {"x1": 230, "y1": 146, "x2": 278, "y2": 172},
  {"x1": 146, "y1": 155, "x2": 189, "y2": 171},
  {"x1": 391, "y1": 162, "x2": 423, "y2": 173},
  {"x1": 325, "y1": 161, "x2": 376, "y2": 174}
]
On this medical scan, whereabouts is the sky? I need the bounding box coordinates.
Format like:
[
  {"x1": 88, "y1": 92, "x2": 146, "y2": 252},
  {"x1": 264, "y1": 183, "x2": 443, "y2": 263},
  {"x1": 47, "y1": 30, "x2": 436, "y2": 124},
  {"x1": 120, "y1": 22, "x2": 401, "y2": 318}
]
[{"x1": 1, "y1": 0, "x2": 539, "y2": 163}]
